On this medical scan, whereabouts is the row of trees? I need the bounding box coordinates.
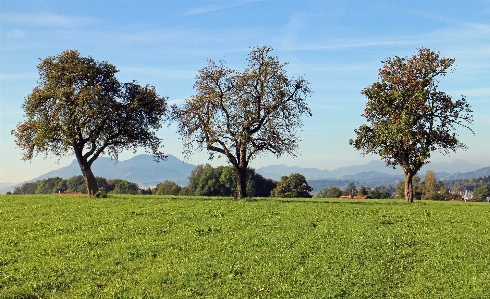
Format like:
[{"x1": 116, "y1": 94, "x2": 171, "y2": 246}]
[
  {"x1": 158, "y1": 164, "x2": 277, "y2": 197},
  {"x1": 13, "y1": 47, "x2": 473, "y2": 202},
  {"x1": 394, "y1": 170, "x2": 490, "y2": 201},
  {"x1": 12, "y1": 176, "x2": 141, "y2": 195},
  {"x1": 12, "y1": 168, "x2": 489, "y2": 201},
  {"x1": 445, "y1": 175, "x2": 490, "y2": 192},
  {"x1": 11, "y1": 166, "x2": 313, "y2": 198},
  {"x1": 155, "y1": 169, "x2": 314, "y2": 198},
  {"x1": 317, "y1": 170, "x2": 490, "y2": 201},
  {"x1": 318, "y1": 184, "x2": 395, "y2": 199}
]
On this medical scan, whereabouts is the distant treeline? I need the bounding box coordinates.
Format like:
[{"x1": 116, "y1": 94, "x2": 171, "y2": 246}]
[
  {"x1": 11, "y1": 166, "x2": 489, "y2": 201},
  {"x1": 11, "y1": 164, "x2": 278, "y2": 197},
  {"x1": 444, "y1": 176, "x2": 490, "y2": 192},
  {"x1": 12, "y1": 176, "x2": 142, "y2": 195}
]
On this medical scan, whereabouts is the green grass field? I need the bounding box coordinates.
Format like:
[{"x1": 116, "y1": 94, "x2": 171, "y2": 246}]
[{"x1": 1, "y1": 195, "x2": 489, "y2": 298}]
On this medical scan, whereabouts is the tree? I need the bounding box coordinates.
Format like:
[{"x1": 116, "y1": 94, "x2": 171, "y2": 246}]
[
  {"x1": 171, "y1": 46, "x2": 312, "y2": 199},
  {"x1": 13, "y1": 182, "x2": 38, "y2": 194},
  {"x1": 12, "y1": 50, "x2": 167, "y2": 197},
  {"x1": 358, "y1": 186, "x2": 368, "y2": 196},
  {"x1": 396, "y1": 175, "x2": 423, "y2": 200},
  {"x1": 187, "y1": 164, "x2": 276, "y2": 197},
  {"x1": 187, "y1": 164, "x2": 228, "y2": 196},
  {"x1": 155, "y1": 180, "x2": 182, "y2": 195},
  {"x1": 422, "y1": 170, "x2": 438, "y2": 200},
  {"x1": 369, "y1": 185, "x2": 394, "y2": 199},
  {"x1": 422, "y1": 170, "x2": 449, "y2": 200},
  {"x1": 36, "y1": 177, "x2": 66, "y2": 194},
  {"x1": 271, "y1": 173, "x2": 313, "y2": 198},
  {"x1": 472, "y1": 185, "x2": 490, "y2": 202},
  {"x1": 350, "y1": 48, "x2": 473, "y2": 203},
  {"x1": 66, "y1": 175, "x2": 87, "y2": 193},
  {"x1": 110, "y1": 179, "x2": 140, "y2": 195},
  {"x1": 321, "y1": 186, "x2": 342, "y2": 198},
  {"x1": 343, "y1": 183, "x2": 357, "y2": 198}
]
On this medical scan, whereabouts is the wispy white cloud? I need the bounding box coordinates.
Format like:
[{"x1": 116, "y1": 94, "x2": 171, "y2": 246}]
[
  {"x1": 3, "y1": 29, "x2": 26, "y2": 39},
  {"x1": 183, "y1": 0, "x2": 261, "y2": 16},
  {"x1": 0, "y1": 12, "x2": 97, "y2": 27}
]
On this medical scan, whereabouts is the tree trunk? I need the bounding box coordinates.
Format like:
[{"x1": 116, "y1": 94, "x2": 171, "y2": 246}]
[
  {"x1": 79, "y1": 161, "x2": 99, "y2": 197},
  {"x1": 235, "y1": 166, "x2": 248, "y2": 199},
  {"x1": 404, "y1": 171, "x2": 414, "y2": 203},
  {"x1": 73, "y1": 145, "x2": 99, "y2": 197},
  {"x1": 235, "y1": 144, "x2": 248, "y2": 199}
]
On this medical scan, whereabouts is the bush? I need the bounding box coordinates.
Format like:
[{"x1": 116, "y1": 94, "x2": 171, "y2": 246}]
[
  {"x1": 472, "y1": 185, "x2": 490, "y2": 202},
  {"x1": 96, "y1": 187, "x2": 108, "y2": 198},
  {"x1": 271, "y1": 173, "x2": 312, "y2": 198}
]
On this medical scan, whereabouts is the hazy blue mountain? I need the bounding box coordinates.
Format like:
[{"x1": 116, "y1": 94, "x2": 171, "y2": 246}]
[
  {"x1": 257, "y1": 165, "x2": 333, "y2": 180},
  {"x1": 307, "y1": 179, "x2": 354, "y2": 194},
  {"x1": 18, "y1": 154, "x2": 196, "y2": 188},
  {"x1": 256, "y1": 159, "x2": 484, "y2": 181},
  {"x1": 420, "y1": 159, "x2": 485, "y2": 174},
  {"x1": 438, "y1": 166, "x2": 490, "y2": 180}
]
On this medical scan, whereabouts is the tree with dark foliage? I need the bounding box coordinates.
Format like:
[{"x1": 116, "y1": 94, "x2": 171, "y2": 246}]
[
  {"x1": 350, "y1": 48, "x2": 473, "y2": 203},
  {"x1": 271, "y1": 173, "x2": 313, "y2": 198},
  {"x1": 12, "y1": 50, "x2": 167, "y2": 197}
]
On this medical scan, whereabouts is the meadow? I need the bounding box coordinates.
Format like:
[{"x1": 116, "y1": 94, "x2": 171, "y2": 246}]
[{"x1": 1, "y1": 195, "x2": 489, "y2": 298}]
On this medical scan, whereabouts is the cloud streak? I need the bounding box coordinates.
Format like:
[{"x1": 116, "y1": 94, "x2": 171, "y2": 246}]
[
  {"x1": 182, "y1": 0, "x2": 261, "y2": 16},
  {"x1": 1, "y1": 12, "x2": 97, "y2": 27}
]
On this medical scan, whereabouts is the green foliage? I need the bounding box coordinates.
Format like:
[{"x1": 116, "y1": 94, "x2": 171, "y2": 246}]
[
  {"x1": 396, "y1": 175, "x2": 423, "y2": 199},
  {"x1": 36, "y1": 177, "x2": 66, "y2": 194},
  {"x1": 110, "y1": 179, "x2": 140, "y2": 195},
  {"x1": 358, "y1": 185, "x2": 368, "y2": 196},
  {"x1": 1, "y1": 195, "x2": 490, "y2": 298},
  {"x1": 422, "y1": 170, "x2": 449, "y2": 200},
  {"x1": 271, "y1": 173, "x2": 313, "y2": 198},
  {"x1": 12, "y1": 175, "x2": 113, "y2": 195},
  {"x1": 350, "y1": 48, "x2": 473, "y2": 202},
  {"x1": 66, "y1": 175, "x2": 86, "y2": 193},
  {"x1": 188, "y1": 164, "x2": 228, "y2": 196},
  {"x1": 171, "y1": 46, "x2": 312, "y2": 198},
  {"x1": 369, "y1": 185, "x2": 395, "y2": 199},
  {"x1": 13, "y1": 182, "x2": 37, "y2": 194},
  {"x1": 96, "y1": 177, "x2": 111, "y2": 193},
  {"x1": 188, "y1": 164, "x2": 276, "y2": 197},
  {"x1": 154, "y1": 180, "x2": 182, "y2": 195},
  {"x1": 473, "y1": 185, "x2": 490, "y2": 202},
  {"x1": 321, "y1": 186, "x2": 342, "y2": 198},
  {"x1": 96, "y1": 187, "x2": 108, "y2": 198},
  {"x1": 12, "y1": 50, "x2": 167, "y2": 196},
  {"x1": 446, "y1": 175, "x2": 490, "y2": 194}
]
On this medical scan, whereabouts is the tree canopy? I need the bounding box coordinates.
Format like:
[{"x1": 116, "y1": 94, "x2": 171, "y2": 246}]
[
  {"x1": 12, "y1": 50, "x2": 167, "y2": 196},
  {"x1": 321, "y1": 186, "x2": 342, "y2": 198},
  {"x1": 472, "y1": 186, "x2": 490, "y2": 202},
  {"x1": 271, "y1": 173, "x2": 313, "y2": 198},
  {"x1": 171, "y1": 46, "x2": 312, "y2": 199},
  {"x1": 187, "y1": 164, "x2": 276, "y2": 197},
  {"x1": 350, "y1": 48, "x2": 473, "y2": 203}
]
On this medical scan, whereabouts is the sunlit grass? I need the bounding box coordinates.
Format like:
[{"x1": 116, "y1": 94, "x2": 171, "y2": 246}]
[{"x1": 1, "y1": 195, "x2": 489, "y2": 298}]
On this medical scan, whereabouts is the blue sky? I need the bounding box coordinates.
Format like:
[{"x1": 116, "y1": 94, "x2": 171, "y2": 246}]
[{"x1": 1, "y1": 0, "x2": 489, "y2": 183}]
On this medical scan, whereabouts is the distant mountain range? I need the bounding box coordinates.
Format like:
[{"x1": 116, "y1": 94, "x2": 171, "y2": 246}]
[
  {"x1": 256, "y1": 159, "x2": 485, "y2": 181},
  {"x1": 2, "y1": 155, "x2": 489, "y2": 193},
  {"x1": 2, "y1": 154, "x2": 195, "y2": 193}
]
